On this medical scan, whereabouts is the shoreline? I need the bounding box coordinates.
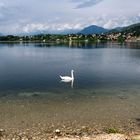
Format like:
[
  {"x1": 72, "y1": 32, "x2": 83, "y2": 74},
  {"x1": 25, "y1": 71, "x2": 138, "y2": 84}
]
[
  {"x1": 0, "y1": 127, "x2": 139, "y2": 140},
  {"x1": 0, "y1": 88, "x2": 140, "y2": 139},
  {"x1": 0, "y1": 40, "x2": 139, "y2": 43}
]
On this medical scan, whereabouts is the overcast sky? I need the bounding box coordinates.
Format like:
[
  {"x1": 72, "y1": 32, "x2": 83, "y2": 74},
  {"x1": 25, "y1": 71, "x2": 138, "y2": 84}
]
[{"x1": 0, "y1": 0, "x2": 140, "y2": 34}]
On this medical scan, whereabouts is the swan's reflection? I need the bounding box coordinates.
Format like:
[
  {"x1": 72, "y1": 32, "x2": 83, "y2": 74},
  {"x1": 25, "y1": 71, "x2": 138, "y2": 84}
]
[{"x1": 61, "y1": 79, "x2": 74, "y2": 88}]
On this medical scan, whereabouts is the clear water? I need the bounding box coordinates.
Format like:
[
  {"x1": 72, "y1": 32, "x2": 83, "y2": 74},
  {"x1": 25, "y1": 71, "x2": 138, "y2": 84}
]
[
  {"x1": 1, "y1": 42, "x2": 140, "y2": 93},
  {"x1": 0, "y1": 42, "x2": 140, "y2": 131}
]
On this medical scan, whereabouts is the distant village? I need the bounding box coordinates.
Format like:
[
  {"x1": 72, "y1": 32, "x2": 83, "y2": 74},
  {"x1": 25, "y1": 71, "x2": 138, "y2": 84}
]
[{"x1": 0, "y1": 31, "x2": 140, "y2": 43}]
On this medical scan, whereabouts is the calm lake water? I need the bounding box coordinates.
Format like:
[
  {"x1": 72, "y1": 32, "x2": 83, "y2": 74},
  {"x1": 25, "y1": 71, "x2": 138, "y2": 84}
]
[{"x1": 0, "y1": 42, "x2": 140, "y2": 132}]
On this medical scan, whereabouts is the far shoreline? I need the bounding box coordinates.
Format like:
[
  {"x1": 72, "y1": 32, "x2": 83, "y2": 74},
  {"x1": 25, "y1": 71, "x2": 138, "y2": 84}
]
[{"x1": 0, "y1": 40, "x2": 140, "y2": 43}]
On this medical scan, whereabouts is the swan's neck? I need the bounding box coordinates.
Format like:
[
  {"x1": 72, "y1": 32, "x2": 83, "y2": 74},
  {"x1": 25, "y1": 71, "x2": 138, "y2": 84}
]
[{"x1": 71, "y1": 71, "x2": 74, "y2": 79}]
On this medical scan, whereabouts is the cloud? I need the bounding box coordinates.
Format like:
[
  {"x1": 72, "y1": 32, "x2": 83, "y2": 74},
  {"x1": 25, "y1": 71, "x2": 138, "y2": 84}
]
[
  {"x1": 0, "y1": 15, "x2": 140, "y2": 34},
  {"x1": 14, "y1": 22, "x2": 83, "y2": 34},
  {"x1": 72, "y1": 0, "x2": 104, "y2": 9},
  {"x1": 0, "y1": 2, "x2": 8, "y2": 20},
  {"x1": 22, "y1": 23, "x2": 49, "y2": 33},
  {"x1": 91, "y1": 15, "x2": 140, "y2": 29},
  {"x1": 0, "y1": 2, "x2": 21, "y2": 24},
  {"x1": 0, "y1": 0, "x2": 139, "y2": 34},
  {"x1": 15, "y1": 15, "x2": 140, "y2": 34}
]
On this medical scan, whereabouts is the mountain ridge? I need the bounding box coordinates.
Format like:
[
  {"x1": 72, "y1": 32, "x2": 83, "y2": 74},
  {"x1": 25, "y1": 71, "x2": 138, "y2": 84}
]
[
  {"x1": 78, "y1": 25, "x2": 109, "y2": 35},
  {"x1": 0, "y1": 22, "x2": 140, "y2": 36}
]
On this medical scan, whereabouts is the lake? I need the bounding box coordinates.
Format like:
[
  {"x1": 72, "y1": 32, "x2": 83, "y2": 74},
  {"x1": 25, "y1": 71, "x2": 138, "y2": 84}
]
[{"x1": 0, "y1": 42, "x2": 140, "y2": 133}]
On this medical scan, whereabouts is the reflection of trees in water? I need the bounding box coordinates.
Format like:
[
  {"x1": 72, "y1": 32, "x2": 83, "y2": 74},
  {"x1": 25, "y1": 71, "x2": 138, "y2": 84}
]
[
  {"x1": 29, "y1": 42, "x2": 140, "y2": 49},
  {"x1": 33, "y1": 41, "x2": 106, "y2": 49},
  {"x1": 0, "y1": 41, "x2": 140, "y2": 49}
]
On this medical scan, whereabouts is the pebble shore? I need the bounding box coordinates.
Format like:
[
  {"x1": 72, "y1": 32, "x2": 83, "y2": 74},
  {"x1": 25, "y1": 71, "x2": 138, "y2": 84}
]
[
  {"x1": 0, "y1": 128, "x2": 140, "y2": 140},
  {"x1": 0, "y1": 93, "x2": 140, "y2": 140}
]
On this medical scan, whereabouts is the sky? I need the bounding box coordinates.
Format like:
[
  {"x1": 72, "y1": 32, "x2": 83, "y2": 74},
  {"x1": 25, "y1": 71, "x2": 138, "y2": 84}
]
[{"x1": 0, "y1": 0, "x2": 140, "y2": 34}]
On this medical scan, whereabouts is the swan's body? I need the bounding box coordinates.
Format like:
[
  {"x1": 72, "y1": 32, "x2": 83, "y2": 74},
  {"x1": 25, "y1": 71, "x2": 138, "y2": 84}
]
[
  {"x1": 60, "y1": 70, "x2": 74, "y2": 88},
  {"x1": 60, "y1": 70, "x2": 74, "y2": 81}
]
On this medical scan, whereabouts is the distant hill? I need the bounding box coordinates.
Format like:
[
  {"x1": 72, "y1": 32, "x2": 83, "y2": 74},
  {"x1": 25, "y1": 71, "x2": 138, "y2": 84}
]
[
  {"x1": 121, "y1": 23, "x2": 140, "y2": 36},
  {"x1": 108, "y1": 27, "x2": 123, "y2": 33},
  {"x1": 108, "y1": 23, "x2": 140, "y2": 36},
  {"x1": 0, "y1": 22, "x2": 139, "y2": 36},
  {"x1": 78, "y1": 25, "x2": 109, "y2": 35}
]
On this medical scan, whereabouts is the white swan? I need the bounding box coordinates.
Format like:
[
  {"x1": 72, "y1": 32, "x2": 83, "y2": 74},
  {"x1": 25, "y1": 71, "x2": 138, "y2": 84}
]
[
  {"x1": 60, "y1": 70, "x2": 74, "y2": 88},
  {"x1": 60, "y1": 70, "x2": 74, "y2": 81}
]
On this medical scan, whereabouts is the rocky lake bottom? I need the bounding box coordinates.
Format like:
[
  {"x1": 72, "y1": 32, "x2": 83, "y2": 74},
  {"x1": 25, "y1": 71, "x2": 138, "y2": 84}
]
[{"x1": 0, "y1": 87, "x2": 140, "y2": 139}]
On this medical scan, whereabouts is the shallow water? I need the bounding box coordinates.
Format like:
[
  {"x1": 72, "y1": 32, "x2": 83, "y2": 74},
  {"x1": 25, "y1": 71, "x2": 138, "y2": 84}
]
[{"x1": 0, "y1": 42, "x2": 140, "y2": 132}]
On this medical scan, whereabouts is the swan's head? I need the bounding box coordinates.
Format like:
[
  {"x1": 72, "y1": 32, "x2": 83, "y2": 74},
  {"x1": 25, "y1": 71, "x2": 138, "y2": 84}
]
[{"x1": 71, "y1": 70, "x2": 74, "y2": 72}]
